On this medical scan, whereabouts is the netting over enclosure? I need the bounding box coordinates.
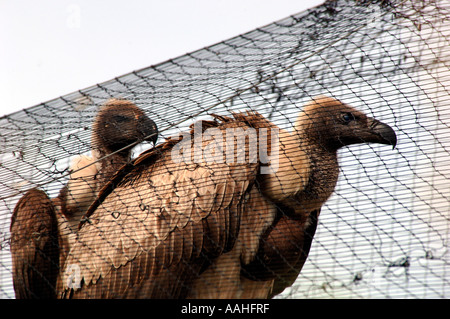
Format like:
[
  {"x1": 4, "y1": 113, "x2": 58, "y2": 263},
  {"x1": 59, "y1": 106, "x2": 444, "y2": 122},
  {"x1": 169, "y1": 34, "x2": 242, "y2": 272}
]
[{"x1": 1, "y1": 0, "x2": 449, "y2": 299}]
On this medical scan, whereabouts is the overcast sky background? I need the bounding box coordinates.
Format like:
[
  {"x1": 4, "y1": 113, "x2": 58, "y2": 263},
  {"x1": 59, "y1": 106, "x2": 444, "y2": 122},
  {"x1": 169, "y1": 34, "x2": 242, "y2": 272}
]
[{"x1": 0, "y1": 0, "x2": 324, "y2": 118}]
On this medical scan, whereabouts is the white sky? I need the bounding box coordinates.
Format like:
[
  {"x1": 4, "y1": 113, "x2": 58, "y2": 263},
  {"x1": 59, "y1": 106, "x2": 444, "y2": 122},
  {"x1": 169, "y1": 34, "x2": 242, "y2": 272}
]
[{"x1": 0, "y1": 0, "x2": 323, "y2": 118}]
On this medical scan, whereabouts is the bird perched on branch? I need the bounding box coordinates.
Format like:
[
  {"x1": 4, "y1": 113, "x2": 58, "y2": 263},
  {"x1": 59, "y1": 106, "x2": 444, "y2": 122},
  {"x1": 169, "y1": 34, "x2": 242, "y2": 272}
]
[
  {"x1": 10, "y1": 98, "x2": 158, "y2": 299},
  {"x1": 59, "y1": 96, "x2": 396, "y2": 299}
]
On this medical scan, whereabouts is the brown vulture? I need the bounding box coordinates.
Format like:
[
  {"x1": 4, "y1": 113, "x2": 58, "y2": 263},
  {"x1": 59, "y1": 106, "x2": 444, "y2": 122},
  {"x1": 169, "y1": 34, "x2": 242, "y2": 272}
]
[
  {"x1": 10, "y1": 98, "x2": 158, "y2": 299},
  {"x1": 59, "y1": 96, "x2": 396, "y2": 299},
  {"x1": 58, "y1": 98, "x2": 158, "y2": 235}
]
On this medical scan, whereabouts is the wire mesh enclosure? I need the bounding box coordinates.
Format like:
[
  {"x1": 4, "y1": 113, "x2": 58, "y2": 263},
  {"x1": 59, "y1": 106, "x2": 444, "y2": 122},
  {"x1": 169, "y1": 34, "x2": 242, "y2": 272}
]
[{"x1": 0, "y1": 0, "x2": 449, "y2": 299}]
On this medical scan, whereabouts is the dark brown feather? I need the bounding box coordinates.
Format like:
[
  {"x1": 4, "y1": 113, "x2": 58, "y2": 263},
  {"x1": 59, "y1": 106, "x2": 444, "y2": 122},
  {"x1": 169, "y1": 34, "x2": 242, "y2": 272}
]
[{"x1": 10, "y1": 188, "x2": 60, "y2": 299}]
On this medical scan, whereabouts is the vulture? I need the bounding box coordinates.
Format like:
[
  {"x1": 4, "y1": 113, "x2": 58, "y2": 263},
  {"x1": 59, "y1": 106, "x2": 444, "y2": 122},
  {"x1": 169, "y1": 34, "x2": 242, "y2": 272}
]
[
  {"x1": 10, "y1": 98, "x2": 158, "y2": 299},
  {"x1": 59, "y1": 96, "x2": 396, "y2": 299},
  {"x1": 60, "y1": 98, "x2": 159, "y2": 235}
]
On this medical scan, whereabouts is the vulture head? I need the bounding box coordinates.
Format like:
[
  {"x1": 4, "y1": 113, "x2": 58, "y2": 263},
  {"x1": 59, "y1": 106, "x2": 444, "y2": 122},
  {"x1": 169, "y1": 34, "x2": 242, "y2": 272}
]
[
  {"x1": 91, "y1": 98, "x2": 158, "y2": 156},
  {"x1": 295, "y1": 96, "x2": 397, "y2": 151},
  {"x1": 63, "y1": 98, "x2": 158, "y2": 229}
]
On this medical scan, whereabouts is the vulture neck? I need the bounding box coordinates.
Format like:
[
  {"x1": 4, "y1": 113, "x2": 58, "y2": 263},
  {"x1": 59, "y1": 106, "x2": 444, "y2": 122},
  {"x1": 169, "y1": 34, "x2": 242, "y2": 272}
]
[
  {"x1": 259, "y1": 123, "x2": 340, "y2": 217},
  {"x1": 91, "y1": 147, "x2": 132, "y2": 186},
  {"x1": 290, "y1": 124, "x2": 340, "y2": 215}
]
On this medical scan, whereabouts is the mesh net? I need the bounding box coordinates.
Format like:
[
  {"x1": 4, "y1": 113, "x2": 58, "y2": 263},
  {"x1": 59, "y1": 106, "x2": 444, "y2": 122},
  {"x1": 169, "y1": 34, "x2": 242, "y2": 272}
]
[{"x1": 1, "y1": 0, "x2": 449, "y2": 299}]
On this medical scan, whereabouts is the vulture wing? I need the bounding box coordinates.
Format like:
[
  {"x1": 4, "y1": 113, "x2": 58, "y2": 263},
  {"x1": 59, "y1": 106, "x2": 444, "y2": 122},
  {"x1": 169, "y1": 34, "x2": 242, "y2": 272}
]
[
  {"x1": 10, "y1": 188, "x2": 60, "y2": 299},
  {"x1": 242, "y1": 207, "x2": 319, "y2": 298},
  {"x1": 270, "y1": 208, "x2": 319, "y2": 297},
  {"x1": 60, "y1": 112, "x2": 278, "y2": 298}
]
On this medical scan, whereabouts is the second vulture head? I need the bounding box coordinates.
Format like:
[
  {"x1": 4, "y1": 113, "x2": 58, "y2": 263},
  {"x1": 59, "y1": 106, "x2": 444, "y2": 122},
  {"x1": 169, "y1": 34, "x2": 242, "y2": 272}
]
[{"x1": 92, "y1": 98, "x2": 159, "y2": 155}]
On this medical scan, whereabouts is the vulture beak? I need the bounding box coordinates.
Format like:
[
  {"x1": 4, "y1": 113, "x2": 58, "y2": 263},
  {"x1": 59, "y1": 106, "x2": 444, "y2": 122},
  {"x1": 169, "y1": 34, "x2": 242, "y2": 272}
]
[
  {"x1": 137, "y1": 116, "x2": 158, "y2": 146},
  {"x1": 367, "y1": 118, "x2": 397, "y2": 149}
]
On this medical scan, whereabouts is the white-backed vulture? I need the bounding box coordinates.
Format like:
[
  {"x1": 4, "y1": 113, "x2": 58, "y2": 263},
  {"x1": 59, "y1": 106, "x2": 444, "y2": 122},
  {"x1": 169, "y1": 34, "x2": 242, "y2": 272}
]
[
  {"x1": 59, "y1": 96, "x2": 396, "y2": 299},
  {"x1": 58, "y1": 98, "x2": 159, "y2": 234},
  {"x1": 10, "y1": 98, "x2": 158, "y2": 299}
]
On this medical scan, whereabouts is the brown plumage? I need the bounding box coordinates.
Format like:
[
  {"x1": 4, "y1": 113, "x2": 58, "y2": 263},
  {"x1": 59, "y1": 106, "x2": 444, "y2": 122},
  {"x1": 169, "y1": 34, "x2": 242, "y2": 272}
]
[
  {"x1": 60, "y1": 98, "x2": 159, "y2": 233},
  {"x1": 10, "y1": 98, "x2": 158, "y2": 299},
  {"x1": 59, "y1": 96, "x2": 396, "y2": 299},
  {"x1": 59, "y1": 111, "x2": 276, "y2": 298},
  {"x1": 10, "y1": 189, "x2": 60, "y2": 299},
  {"x1": 242, "y1": 96, "x2": 397, "y2": 297}
]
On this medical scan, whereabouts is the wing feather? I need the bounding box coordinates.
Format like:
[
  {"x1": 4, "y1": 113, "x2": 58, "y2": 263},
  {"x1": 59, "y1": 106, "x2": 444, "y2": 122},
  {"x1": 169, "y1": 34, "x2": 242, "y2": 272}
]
[
  {"x1": 60, "y1": 113, "x2": 268, "y2": 298},
  {"x1": 10, "y1": 188, "x2": 59, "y2": 299}
]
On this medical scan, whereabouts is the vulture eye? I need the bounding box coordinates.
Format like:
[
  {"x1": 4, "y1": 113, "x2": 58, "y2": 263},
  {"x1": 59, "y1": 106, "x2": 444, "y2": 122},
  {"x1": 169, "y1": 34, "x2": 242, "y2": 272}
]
[
  {"x1": 341, "y1": 112, "x2": 355, "y2": 124},
  {"x1": 112, "y1": 115, "x2": 130, "y2": 123}
]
